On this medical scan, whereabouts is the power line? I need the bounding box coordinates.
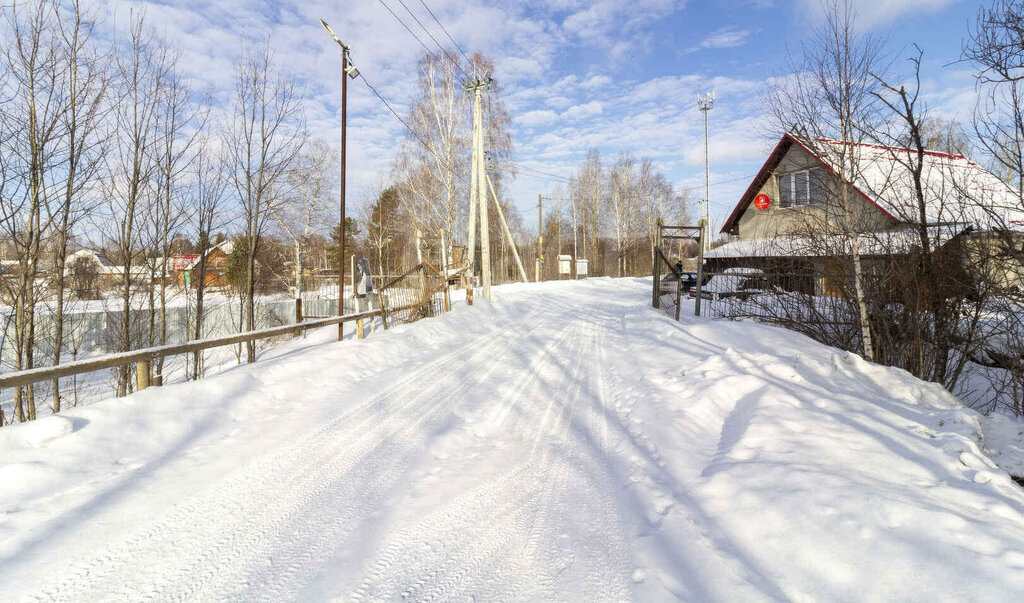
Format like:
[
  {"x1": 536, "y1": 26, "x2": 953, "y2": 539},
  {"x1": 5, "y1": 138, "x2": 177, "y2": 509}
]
[
  {"x1": 678, "y1": 173, "x2": 754, "y2": 193},
  {"x1": 374, "y1": 0, "x2": 463, "y2": 82},
  {"x1": 356, "y1": 75, "x2": 436, "y2": 160},
  {"x1": 418, "y1": 0, "x2": 474, "y2": 69},
  {"x1": 503, "y1": 162, "x2": 570, "y2": 182},
  {"x1": 396, "y1": 0, "x2": 471, "y2": 81}
]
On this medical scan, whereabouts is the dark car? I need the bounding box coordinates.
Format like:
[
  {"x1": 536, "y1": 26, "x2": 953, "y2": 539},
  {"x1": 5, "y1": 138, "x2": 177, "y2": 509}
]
[
  {"x1": 660, "y1": 270, "x2": 698, "y2": 293},
  {"x1": 689, "y1": 268, "x2": 769, "y2": 301}
]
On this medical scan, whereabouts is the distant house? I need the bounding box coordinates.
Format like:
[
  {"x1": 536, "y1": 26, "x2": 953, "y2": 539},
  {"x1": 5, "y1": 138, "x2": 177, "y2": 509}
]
[
  {"x1": 710, "y1": 133, "x2": 1024, "y2": 296},
  {"x1": 64, "y1": 249, "x2": 150, "y2": 291},
  {"x1": 178, "y1": 240, "x2": 233, "y2": 288}
]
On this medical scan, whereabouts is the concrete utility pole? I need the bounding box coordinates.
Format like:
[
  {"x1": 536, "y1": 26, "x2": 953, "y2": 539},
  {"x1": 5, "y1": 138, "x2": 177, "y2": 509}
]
[
  {"x1": 485, "y1": 173, "x2": 529, "y2": 283},
  {"x1": 698, "y1": 90, "x2": 715, "y2": 254},
  {"x1": 465, "y1": 78, "x2": 492, "y2": 300},
  {"x1": 536, "y1": 194, "x2": 543, "y2": 282},
  {"x1": 321, "y1": 19, "x2": 359, "y2": 340}
]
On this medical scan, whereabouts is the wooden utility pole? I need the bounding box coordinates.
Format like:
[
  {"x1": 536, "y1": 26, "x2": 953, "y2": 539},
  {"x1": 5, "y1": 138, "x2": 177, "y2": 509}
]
[
  {"x1": 321, "y1": 19, "x2": 354, "y2": 341},
  {"x1": 536, "y1": 194, "x2": 543, "y2": 282}
]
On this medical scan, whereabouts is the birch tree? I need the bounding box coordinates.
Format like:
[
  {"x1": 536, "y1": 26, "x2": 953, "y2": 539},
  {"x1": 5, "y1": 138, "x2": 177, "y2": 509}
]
[
  {"x1": 397, "y1": 51, "x2": 512, "y2": 258},
  {"x1": 273, "y1": 139, "x2": 331, "y2": 300},
  {"x1": 765, "y1": 0, "x2": 886, "y2": 361}
]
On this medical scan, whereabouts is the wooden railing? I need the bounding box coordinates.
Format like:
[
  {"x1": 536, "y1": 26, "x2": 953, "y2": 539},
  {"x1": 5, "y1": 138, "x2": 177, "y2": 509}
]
[
  {"x1": 1, "y1": 259, "x2": 472, "y2": 418},
  {"x1": 0, "y1": 308, "x2": 382, "y2": 393}
]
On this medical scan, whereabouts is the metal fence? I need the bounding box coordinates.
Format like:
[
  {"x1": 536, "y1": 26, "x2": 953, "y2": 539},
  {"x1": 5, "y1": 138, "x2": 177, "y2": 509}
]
[
  {"x1": 694, "y1": 269, "x2": 863, "y2": 350},
  {"x1": 374, "y1": 261, "x2": 462, "y2": 327},
  {"x1": 0, "y1": 296, "x2": 366, "y2": 366}
]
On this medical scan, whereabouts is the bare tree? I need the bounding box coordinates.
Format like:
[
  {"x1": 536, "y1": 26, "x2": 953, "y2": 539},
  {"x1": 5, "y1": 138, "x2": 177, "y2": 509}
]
[
  {"x1": 397, "y1": 53, "x2": 468, "y2": 247},
  {"x1": 0, "y1": 0, "x2": 66, "y2": 419},
  {"x1": 361, "y1": 181, "x2": 402, "y2": 276},
  {"x1": 47, "y1": 0, "x2": 107, "y2": 413},
  {"x1": 272, "y1": 139, "x2": 331, "y2": 303},
  {"x1": 609, "y1": 154, "x2": 637, "y2": 277},
  {"x1": 106, "y1": 9, "x2": 168, "y2": 396},
  {"x1": 576, "y1": 149, "x2": 604, "y2": 271},
  {"x1": 397, "y1": 51, "x2": 513, "y2": 265},
  {"x1": 187, "y1": 135, "x2": 227, "y2": 379},
  {"x1": 151, "y1": 51, "x2": 204, "y2": 380},
  {"x1": 765, "y1": 0, "x2": 887, "y2": 361},
  {"x1": 964, "y1": 0, "x2": 1024, "y2": 415},
  {"x1": 225, "y1": 39, "x2": 305, "y2": 363},
  {"x1": 871, "y1": 48, "x2": 984, "y2": 386}
]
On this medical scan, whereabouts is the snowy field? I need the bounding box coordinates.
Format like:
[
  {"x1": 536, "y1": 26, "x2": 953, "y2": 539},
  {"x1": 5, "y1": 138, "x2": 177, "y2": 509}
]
[{"x1": 2, "y1": 277, "x2": 1024, "y2": 600}]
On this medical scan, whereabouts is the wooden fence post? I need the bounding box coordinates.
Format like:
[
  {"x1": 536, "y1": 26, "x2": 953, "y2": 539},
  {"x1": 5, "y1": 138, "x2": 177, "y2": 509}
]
[
  {"x1": 356, "y1": 296, "x2": 365, "y2": 339},
  {"x1": 136, "y1": 360, "x2": 151, "y2": 391},
  {"x1": 351, "y1": 255, "x2": 365, "y2": 339},
  {"x1": 440, "y1": 229, "x2": 451, "y2": 312}
]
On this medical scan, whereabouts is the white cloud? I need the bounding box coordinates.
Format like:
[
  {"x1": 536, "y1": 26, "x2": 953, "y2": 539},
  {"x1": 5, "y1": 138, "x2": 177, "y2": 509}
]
[
  {"x1": 581, "y1": 75, "x2": 612, "y2": 89},
  {"x1": 685, "y1": 27, "x2": 753, "y2": 54},
  {"x1": 563, "y1": 101, "x2": 604, "y2": 120},
  {"x1": 796, "y1": 0, "x2": 956, "y2": 29},
  {"x1": 518, "y1": 110, "x2": 560, "y2": 127}
]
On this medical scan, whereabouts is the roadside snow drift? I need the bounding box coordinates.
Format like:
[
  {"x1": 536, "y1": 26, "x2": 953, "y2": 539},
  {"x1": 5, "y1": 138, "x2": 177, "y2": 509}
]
[{"x1": 1, "y1": 277, "x2": 1023, "y2": 601}]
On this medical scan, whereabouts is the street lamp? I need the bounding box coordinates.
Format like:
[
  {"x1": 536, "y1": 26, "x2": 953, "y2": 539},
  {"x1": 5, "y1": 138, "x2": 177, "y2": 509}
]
[{"x1": 320, "y1": 18, "x2": 358, "y2": 341}]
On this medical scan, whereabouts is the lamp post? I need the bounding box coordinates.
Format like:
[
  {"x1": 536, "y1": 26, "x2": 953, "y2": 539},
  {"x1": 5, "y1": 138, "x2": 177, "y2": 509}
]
[
  {"x1": 697, "y1": 90, "x2": 715, "y2": 254},
  {"x1": 321, "y1": 19, "x2": 359, "y2": 341}
]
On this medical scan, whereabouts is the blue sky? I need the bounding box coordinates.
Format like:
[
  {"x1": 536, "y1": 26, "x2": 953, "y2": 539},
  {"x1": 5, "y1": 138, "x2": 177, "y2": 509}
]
[{"x1": 100, "y1": 0, "x2": 983, "y2": 232}]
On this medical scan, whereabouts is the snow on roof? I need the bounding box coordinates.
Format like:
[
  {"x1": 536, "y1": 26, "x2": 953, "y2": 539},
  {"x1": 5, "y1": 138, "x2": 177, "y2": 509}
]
[
  {"x1": 183, "y1": 240, "x2": 234, "y2": 271},
  {"x1": 803, "y1": 137, "x2": 1024, "y2": 230},
  {"x1": 722, "y1": 134, "x2": 1024, "y2": 233},
  {"x1": 707, "y1": 224, "x2": 971, "y2": 260},
  {"x1": 67, "y1": 249, "x2": 114, "y2": 267}
]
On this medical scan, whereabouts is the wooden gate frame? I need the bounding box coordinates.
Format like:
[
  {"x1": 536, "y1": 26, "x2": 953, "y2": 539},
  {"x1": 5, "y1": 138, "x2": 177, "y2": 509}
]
[{"x1": 652, "y1": 218, "x2": 707, "y2": 318}]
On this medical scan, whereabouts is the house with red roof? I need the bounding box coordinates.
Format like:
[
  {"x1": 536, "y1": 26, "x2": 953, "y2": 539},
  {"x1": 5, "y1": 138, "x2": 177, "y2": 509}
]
[{"x1": 708, "y1": 133, "x2": 1024, "y2": 297}]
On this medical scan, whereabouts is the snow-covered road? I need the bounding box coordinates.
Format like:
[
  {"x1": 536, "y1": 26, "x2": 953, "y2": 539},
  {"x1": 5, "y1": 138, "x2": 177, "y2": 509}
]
[{"x1": 2, "y1": 278, "x2": 1024, "y2": 601}]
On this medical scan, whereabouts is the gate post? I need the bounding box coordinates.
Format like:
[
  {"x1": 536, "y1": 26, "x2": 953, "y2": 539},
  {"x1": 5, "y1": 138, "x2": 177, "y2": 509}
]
[
  {"x1": 695, "y1": 219, "x2": 705, "y2": 317},
  {"x1": 652, "y1": 246, "x2": 662, "y2": 309}
]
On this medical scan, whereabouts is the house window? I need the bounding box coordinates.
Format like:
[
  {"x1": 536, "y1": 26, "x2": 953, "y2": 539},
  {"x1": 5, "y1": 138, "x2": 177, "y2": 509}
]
[{"x1": 778, "y1": 168, "x2": 823, "y2": 208}]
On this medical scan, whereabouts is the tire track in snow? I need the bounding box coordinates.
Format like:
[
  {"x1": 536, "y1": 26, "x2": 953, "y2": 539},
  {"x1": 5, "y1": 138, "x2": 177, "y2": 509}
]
[
  {"x1": 347, "y1": 322, "x2": 591, "y2": 601},
  {"x1": 27, "y1": 307, "x2": 547, "y2": 603},
  {"x1": 209, "y1": 315, "x2": 587, "y2": 602},
  {"x1": 348, "y1": 320, "x2": 631, "y2": 601}
]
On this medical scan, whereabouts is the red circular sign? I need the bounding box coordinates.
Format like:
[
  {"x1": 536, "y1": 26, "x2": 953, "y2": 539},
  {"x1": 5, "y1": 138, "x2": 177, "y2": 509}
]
[{"x1": 754, "y1": 193, "x2": 771, "y2": 210}]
